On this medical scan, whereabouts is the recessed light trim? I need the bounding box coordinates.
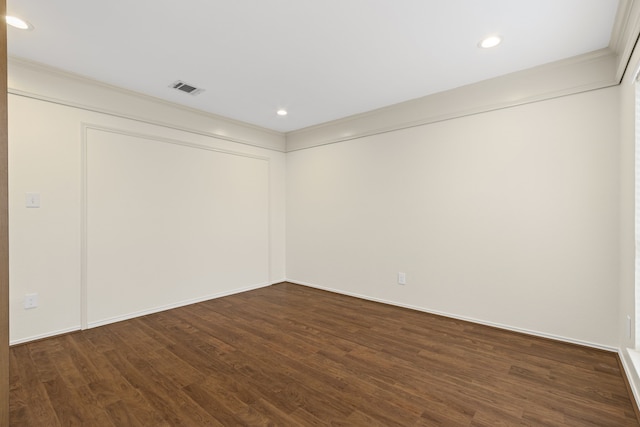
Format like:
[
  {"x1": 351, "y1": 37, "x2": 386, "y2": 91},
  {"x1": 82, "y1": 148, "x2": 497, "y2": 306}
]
[
  {"x1": 277, "y1": 109, "x2": 288, "y2": 116},
  {"x1": 479, "y1": 35, "x2": 502, "y2": 49},
  {"x1": 6, "y1": 15, "x2": 33, "y2": 30}
]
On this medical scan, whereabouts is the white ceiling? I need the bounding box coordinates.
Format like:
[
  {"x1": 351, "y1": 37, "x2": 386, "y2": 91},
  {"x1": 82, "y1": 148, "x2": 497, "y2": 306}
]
[{"x1": 6, "y1": 0, "x2": 621, "y2": 133}]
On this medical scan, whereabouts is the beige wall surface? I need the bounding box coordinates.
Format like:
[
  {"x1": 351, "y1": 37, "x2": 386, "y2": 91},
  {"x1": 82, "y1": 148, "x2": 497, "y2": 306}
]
[
  {"x1": 8, "y1": 91, "x2": 286, "y2": 344},
  {"x1": 85, "y1": 127, "x2": 270, "y2": 327},
  {"x1": 7, "y1": 57, "x2": 623, "y2": 351},
  {"x1": 287, "y1": 86, "x2": 620, "y2": 349},
  {"x1": 617, "y1": 32, "x2": 640, "y2": 405},
  {"x1": 619, "y1": 69, "x2": 636, "y2": 349}
]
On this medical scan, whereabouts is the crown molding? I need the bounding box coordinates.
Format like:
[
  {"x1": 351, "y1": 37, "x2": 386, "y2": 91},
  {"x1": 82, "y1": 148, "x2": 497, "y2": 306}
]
[
  {"x1": 8, "y1": 56, "x2": 286, "y2": 153},
  {"x1": 286, "y1": 48, "x2": 618, "y2": 152},
  {"x1": 286, "y1": 1, "x2": 640, "y2": 152},
  {"x1": 610, "y1": 0, "x2": 634, "y2": 56},
  {"x1": 11, "y1": 0, "x2": 640, "y2": 155},
  {"x1": 610, "y1": 0, "x2": 640, "y2": 80}
]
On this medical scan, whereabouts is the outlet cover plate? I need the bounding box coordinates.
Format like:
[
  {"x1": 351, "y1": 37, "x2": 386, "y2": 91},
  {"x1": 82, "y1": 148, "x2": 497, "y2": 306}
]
[
  {"x1": 24, "y1": 293, "x2": 38, "y2": 309},
  {"x1": 398, "y1": 272, "x2": 406, "y2": 285}
]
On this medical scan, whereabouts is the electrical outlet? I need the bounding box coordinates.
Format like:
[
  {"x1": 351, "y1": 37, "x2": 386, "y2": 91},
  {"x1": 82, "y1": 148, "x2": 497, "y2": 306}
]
[
  {"x1": 24, "y1": 293, "x2": 38, "y2": 309},
  {"x1": 398, "y1": 272, "x2": 406, "y2": 285}
]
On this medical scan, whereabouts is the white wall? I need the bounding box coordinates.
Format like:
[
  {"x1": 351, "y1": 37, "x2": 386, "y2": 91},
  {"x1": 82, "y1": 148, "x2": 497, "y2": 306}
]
[
  {"x1": 287, "y1": 87, "x2": 620, "y2": 348},
  {"x1": 618, "y1": 26, "x2": 640, "y2": 404},
  {"x1": 84, "y1": 126, "x2": 270, "y2": 327},
  {"x1": 5, "y1": 57, "x2": 624, "y2": 352},
  {"x1": 9, "y1": 71, "x2": 286, "y2": 344},
  {"x1": 619, "y1": 65, "x2": 636, "y2": 347}
]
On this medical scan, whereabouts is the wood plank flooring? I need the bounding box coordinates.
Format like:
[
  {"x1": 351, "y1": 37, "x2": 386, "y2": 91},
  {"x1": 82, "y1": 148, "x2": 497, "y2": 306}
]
[{"x1": 9, "y1": 282, "x2": 640, "y2": 426}]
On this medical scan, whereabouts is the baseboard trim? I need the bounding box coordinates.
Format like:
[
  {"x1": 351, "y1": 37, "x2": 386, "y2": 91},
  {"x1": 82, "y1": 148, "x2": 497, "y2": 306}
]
[
  {"x1": 10, "y1": 281, "x2": 280, "y2": 345},
  {"x1": 10, "y1": 278, "x2": 617, "y2": 355},
  {"x1": 285, "y1": 279, "x2": 617, "y2": 353},
  {"x1": 10, "y1": 326, "x2": 80, "y2": 346},
  {"x1": 87, "y1": 282, "x2": 273, "y2": 329},
  {"x1": 618, "y1": 348, "x2": 640, "y2": 421}
]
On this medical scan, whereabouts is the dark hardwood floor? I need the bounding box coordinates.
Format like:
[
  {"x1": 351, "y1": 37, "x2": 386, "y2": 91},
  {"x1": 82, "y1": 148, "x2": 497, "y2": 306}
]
[{"x1": 9, "y1": 282, "x2": 640, "y2": 426}]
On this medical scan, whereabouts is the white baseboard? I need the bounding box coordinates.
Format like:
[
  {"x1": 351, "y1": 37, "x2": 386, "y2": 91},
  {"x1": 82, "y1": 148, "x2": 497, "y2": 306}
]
[
  {"x1": 285, "y1": 278, "x2": 617, "y2": 353},
  {"x1": 619, "y1": 348, "x2": 640, "y2": 409},
  {"x1": 87, "y1": 281, "x2": 273, "y2": 329},
  {"x1": 10, "y1": 326, "x2": 81, "y2": 346},
  {"x1": 11, "y1": 281, "x2": 278, "y2": 345},
  {"x1": 11, "y1": 277, "x2": 617, "y2": 353}
]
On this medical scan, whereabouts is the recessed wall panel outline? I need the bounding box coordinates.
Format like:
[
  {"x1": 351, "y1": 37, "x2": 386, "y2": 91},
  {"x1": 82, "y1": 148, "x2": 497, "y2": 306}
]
[{"x1": 81, "y1": 124, "x2": 270, "y2": 328}]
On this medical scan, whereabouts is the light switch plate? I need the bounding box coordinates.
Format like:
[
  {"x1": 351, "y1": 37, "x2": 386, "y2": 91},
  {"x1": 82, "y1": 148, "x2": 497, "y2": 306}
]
[
  {"x1": 24, "y1": 293, "x2": 38, "y2": 309},
  {"x1": 26, "y1": 192, "x2": 40, "y2": 208}
]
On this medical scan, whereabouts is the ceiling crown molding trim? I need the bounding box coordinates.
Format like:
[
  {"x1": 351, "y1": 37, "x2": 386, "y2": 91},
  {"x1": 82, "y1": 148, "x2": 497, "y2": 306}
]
[
  {"x1": 286, "y1": 49, "x2": 618, "y2": 152},
  {"x1": 610, "y1": 0, "x2": 640, "y2": 80},
  {"x1": 610, "y1": 0, "x2": 634, "y2": 56},
  {"x1": 8, "y1": 57, "x2": 286, "y2": 153}
]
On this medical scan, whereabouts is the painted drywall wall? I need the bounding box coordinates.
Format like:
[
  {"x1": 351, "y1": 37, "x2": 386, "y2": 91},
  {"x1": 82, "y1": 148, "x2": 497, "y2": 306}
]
[
  {"x1": 85, "y1": 126, "x2": 270, "y2": 327},
  {"x1": 287, "y1": 87, "x2": 620, "y2": 348},
  {"x1": 619, "y1": 67, "x2": 636, "y2": 349},
  {"x1": 9, "y1": 92, "x2": 286, "y2": 344},
  {"x1": 618, "y1": 31, "x2": 640, "y2": 404}
]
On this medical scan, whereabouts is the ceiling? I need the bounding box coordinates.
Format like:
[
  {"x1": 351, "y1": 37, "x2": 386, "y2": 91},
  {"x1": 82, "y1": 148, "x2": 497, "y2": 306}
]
[{"x1": 6, "y1": 0, "x2": 621, "y2": 133}]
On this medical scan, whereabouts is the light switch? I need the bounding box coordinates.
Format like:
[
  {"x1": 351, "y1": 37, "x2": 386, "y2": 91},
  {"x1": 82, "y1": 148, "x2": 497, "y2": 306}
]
[
  {"x1": 26, "y1": 192, "x2": 40, "y2": 208},
  {"x1": 24, "y1": 293, "x2": 38, "y2": 309}
]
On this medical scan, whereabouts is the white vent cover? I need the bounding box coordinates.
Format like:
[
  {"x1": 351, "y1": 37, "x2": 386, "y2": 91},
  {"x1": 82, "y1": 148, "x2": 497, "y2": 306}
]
[{"x1": 170, "y1": 80, "x2": 205, "y2": 96}]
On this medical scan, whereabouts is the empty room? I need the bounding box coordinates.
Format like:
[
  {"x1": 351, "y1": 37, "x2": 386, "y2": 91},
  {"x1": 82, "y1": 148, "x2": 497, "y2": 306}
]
[{"x1": 3, "y1": 0, "x2": 640, "y2": 425}]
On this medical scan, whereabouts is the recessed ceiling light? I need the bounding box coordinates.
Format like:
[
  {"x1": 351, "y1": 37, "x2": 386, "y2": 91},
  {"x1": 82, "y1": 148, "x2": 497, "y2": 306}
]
[
  {"x1": 277, "y1": 109, "x2": 288, "y2": 116},
  {"x1": 479, "y1": 35, "x2": 502, "y2": 49},
  {"x1": 6, "y1": 15, "x2": 33, "y2": 30}
]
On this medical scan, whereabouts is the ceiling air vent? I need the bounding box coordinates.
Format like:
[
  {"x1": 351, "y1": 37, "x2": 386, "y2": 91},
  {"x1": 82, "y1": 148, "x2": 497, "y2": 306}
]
[{"x1": 170, "y1": 80, "x2": 205, "y2": 96}]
